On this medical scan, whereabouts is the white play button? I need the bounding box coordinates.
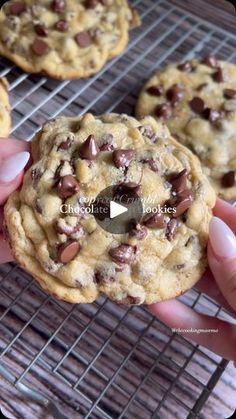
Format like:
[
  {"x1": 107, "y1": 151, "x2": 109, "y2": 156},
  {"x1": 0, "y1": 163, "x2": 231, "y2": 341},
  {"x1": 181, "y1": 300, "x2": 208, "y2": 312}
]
[{"x1": 110, "y1": 200, "x2": 128, "y2": 219}]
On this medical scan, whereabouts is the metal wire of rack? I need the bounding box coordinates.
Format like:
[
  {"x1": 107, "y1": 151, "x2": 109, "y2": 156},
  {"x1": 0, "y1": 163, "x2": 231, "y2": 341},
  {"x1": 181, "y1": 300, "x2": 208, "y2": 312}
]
[{"x1": 0, "y1": 0, "x2": 236, "y2": 417}]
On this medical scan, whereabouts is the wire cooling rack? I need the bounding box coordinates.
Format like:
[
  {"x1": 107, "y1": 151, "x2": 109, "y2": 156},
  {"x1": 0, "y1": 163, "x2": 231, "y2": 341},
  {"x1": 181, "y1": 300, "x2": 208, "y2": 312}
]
[{"x1": 0, "y1": 0, "x2": 236, "y2": 418}]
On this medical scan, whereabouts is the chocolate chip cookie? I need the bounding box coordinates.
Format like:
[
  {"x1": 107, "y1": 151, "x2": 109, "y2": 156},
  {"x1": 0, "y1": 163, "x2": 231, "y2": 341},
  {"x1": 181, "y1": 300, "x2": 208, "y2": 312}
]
[
  {"x1": 4, "y1": 113, "x2": 215, "y2": 304},
  {"x1": 136, "y1": 57, "x2": 236, "y2": 200},
  {"x1": 0, "y1": 0, "x2": 139, "y2": 79},
  {"x1": 0, "y1": 77, "x2": 11, "y2": 137}
]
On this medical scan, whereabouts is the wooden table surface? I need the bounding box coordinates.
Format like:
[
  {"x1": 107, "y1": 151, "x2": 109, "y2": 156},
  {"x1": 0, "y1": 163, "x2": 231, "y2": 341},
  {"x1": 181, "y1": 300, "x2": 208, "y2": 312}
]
[{"x1": 0, "y1": 1, "x2": 236, "y2": 418}]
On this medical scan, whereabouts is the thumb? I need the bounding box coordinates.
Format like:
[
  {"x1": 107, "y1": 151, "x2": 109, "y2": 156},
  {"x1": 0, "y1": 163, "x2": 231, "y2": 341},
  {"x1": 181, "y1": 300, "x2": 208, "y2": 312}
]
[
  {"x1": 208, "y1": 216, "x2": 236, "y2": 312},
  {"x1": 0, "y1": 151, "x2": 30, "y2": 205}
]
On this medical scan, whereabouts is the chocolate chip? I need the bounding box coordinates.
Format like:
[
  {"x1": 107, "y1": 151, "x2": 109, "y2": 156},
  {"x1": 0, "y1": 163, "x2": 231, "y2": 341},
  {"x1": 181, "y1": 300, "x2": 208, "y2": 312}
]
[
  {"x1": 224, "y1": 88, "x2": 236, "y2": 99},
  {"x1": 146, "y1": 85, "x2": 164, "y2": 96},
  {"x1": 84, "y1": 0, "x2": 99, "y2": 8},
  {"x1": 94, "y1": 270, "x2": 115, "y2": 284},
  {"x1": 58, "y1": 137, "x2": 74, "y2": 150},
  {"x1": 202, "y1": 107, "x2": 225, "y2": 123},
  {"x1": 166, "y1": 84, "x2": 184, "y2": 106},
  {"x1": 109, "y1": 244, "x2": 136, "y2": 264},
  {"x1": 34, "y1": 24, "x2": 49, "y2": 37},
  {"x1": 202, "y1": 54, "x2": 218, "y2": 68},
  {"x1": 155, "y1": 103, "x2": 172, "y2": 119},
  {"x1": 168, "y1": 169, "x2": 188, "y2": 193},
  {"x1": 138, "y1": 125, "x2": 158, "y2": 143},
  {"x1": 75, "y1": 31, "x2": 92, "y2": 48},
  {"x1": 173, "y1": 189, "x2": 194, "y2": 217},
  {"x1": 143, "y1": 212, "x2": 166, "y2": 228},
  {"x1": 56, "y1": 221, "x2": 84, "y2": 236},
  {"x1": 177, "y1": 61, "x2": 193, "y2": 72},
  {"x1": 116, "y1": 296, "x2": 141, "y2": 305},
  {"x1": 10, "y1": 1, "x2": 26, "y2": 15},
  {"x1": 166, "y1": 218, "x2": 177, "y2": 241},
  {"x1": 129, "y1": 224, "x2": 148, "y2": 240},
  {"x1": 57, "y1": 175, "x2": 79, "y2": 199},
  {"x1": 113, "y1": 149, "x2": 135, "y2": 168},
  {"x1": 141, "y1": 157, "x2": 159, "y2": 172},
  {"x1": 55, "y1": 19, "x2": 68, "y2": 32},
  {"x1": 189, "y1": 97, "x2": 205, "y2": 114},
  {"x1": 196, "y1": 83, "x2": 208, "y2": 92},
  {"x1": 32, "y1": 38, "x2": 50, "y2": 56},
  {"x1": 31, "y1": 168, "x2": 42, "y2": 183},
  {"x1": 58, "y1": 240, "x2": 80, "y2": 264},
  {"x1": 51, "y1": 0, "x2": 65, "y2": 12},
  {"x1": 212, "y1": 67, "x2": 227, "y2": 83},
  {"x1": 79, "y1": 135, "x2": 100, "y2": 160},
  {"x1": 100, "y1": 133, "x2": 114, "y2": 151},
  {"x1": 222, "y1": 170, "x2": 236, "y2": 187},
  {"x1": 100, "y1": 143, "x2": 114, "y2": 151}
]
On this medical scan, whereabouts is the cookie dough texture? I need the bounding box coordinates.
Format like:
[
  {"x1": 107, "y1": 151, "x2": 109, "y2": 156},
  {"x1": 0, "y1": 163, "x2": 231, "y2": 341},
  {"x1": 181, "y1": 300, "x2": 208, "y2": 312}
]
[
  {"x1": 0, "y1": 0, "x2": 139, "y2": 79},
  {"x1": 0, "y1": 77, "x2": 11, "y2": 137},
  {"x1": 136, "y1": 58, "x2": 236, "y2": 199},
  {"x1": 4, "y1": 113, "x2": 215, "y2": 305}
]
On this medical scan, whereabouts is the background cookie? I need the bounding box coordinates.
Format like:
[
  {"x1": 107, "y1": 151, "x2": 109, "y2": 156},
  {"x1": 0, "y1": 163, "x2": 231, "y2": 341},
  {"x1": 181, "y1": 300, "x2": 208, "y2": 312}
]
[
  {"x1": 0, "y1": 0, "x2": 139, "y2": 80},
  {"x1": 136, "y1": 57, "x2": 236, "y2": 200},
  {"x1": 4, "y1": 113, "x2": 215, "y2": 305},
  {"x1": 0, "y1": 77, "x2": 11, "y2": 137}
]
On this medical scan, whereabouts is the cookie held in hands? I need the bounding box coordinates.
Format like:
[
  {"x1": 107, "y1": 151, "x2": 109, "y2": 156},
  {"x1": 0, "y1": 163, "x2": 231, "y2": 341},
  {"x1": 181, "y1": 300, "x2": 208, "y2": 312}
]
[
  {"x1": 0, "y1": 0, "x2": 139, "y2": 79},
  {"x1": 136, "y1": 57, "x2": 236, "y2": 199},
  {"x1": 4, "y1": 113, "x2": 215, "y2": 305}
]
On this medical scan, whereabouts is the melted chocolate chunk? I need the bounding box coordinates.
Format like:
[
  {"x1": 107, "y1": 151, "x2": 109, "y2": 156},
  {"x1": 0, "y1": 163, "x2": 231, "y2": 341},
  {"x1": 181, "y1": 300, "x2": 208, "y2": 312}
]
[
  {"x1": 177, "y1": 61, "x2": 193, "y2": 72},
  {"x1": 224, "y1": 88, "x2": 236, "y2": 99},
  {"x1": 129, "y1": 224, "x2": 148, "y2": 240},
  {"x1": 168, "y1": 169, "x2": 188, "y2": 193},
  {"x1": 212, "y1": 67, "x2": 227, "y2": 83},
  {"x1": 109, "y1": 244, "x2": 136, "y2": 264},
  {"x1": 222, "y1": 170, "x2": 236, "y2": 187},
  {"x1": 94, "y1": 270, "x2": 115, "y2": 284},
  {"x1": 113, "y1": 149, "x2": 135, "y2": 168},
  {"x1": 31, "y1": 168, "x2": 42, "y2": 184},
  {"x1": 141, "y1": 157, "x2": 159, "y2": 172},
  {"x1": 138, "y1": 125, "x2": 158, "y2": 143},
  {"x1": 84, "y1": 0, "x2": 100, "y2": 8},
  {"x1": 146, "y1": 85, "x2": 164, "y2": 96},
  {"x1": 173, "y1": 191, "x2": 193, "y2": 217},
  {"x1": 116, "y1": 296, "x2": 141, "y2": 305},
  {"x1": 166, "y1": 218, "x2": 177, "y2": 241},
  {"x1": 100, "y1": 133, "x2": 114, "y2": 151},
  {"x1": 34, "y1": 24, "x2": 49, "y2": 37},
  {"x1": 166, "y1": 84, "x2": 184, "y2": 106},
  {"x1": 57, "y1": 175, "x2": 79, "y2": 198},
  {"x1": 202, "y1": 54, "x2": 218, "y2": 68},
  {"x1": 55, "y1": 19, "x2": 68, "y2": 32},
  {"x1": 32, "y1": 38, "x2": 50, "y2": 55},
  {"x1": 75, "y1": 31, "x2": 92, "y2": 48},
  {"x1": 79, "y1": 135, "x2": 99, "y2": 160},
  {"x1": 202, "y1": 107, "x2": 225, "y2": 123},
  {"x1": 143, "y1": 212, "x2": 166, "y2": 228},
  {"x1": 58, "y1": 137, "x2": 74, "y2": 150},
  {"x1": 51, "y1": 0, "x2": 65, "y2": 12},
  {"x1": 35, "y1": 198, "x2": 43, "y2": 214},
  {"x1": 189, "y1": 97, "x2": 205, "y2": 114},
  {"x1": 155, "y1": 103, "x2": 172, "y2": 119},
  {"x1": 58, "y1": 240, "x2": 80, "y2": 263},
  {"x1": 10, "y1": 1, "x2": 26, "y2": 15},
  {"x1": 56, "y1": 221, "x2": 84, "y2": 236}
]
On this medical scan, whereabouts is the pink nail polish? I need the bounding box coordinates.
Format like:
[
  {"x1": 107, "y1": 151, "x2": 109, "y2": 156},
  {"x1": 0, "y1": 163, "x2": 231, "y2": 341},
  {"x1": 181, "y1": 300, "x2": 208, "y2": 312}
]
[
  {"x1": 0, "y1": 151, "x2": 30, "y2": 183},
  {"x1": 209, "y1": 216, "x2": 236, "y2": 258}
]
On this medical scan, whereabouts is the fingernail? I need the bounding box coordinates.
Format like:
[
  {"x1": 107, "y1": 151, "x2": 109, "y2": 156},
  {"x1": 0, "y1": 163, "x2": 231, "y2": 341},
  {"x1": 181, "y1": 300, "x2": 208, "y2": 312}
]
[
  {"x1": 0, "y1": 151, "x2": 30, "y2": 183},
  {"x1": 209, "y1": 216, "x2": 236, "y2": 258}
]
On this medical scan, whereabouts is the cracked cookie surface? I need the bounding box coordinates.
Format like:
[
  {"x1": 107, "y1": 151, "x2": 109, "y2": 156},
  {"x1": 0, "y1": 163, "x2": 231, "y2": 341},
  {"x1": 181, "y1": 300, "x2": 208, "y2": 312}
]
[
  {"x1": 4, "y1": 113, "x2": 215, "y2": 304},
  {"x1": 0, "y1": 77, "x2": 11, "y2": 137},
  {"x1": 136, "y1": 57, "x2": 236, "y2": 199},
  {"x1": 0, "y1": 0, "x2": 139, "y2": 79}
]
